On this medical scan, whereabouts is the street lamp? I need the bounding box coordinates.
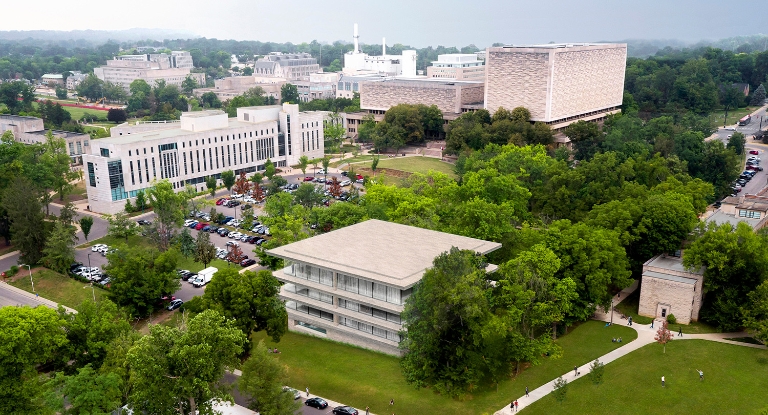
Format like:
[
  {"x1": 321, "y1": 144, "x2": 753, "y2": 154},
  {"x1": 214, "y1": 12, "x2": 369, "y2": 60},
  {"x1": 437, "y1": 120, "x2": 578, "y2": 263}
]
[
  {"x1": 19, "y1": 264, "x2": 32, "y2": 292},
  {"x1": 87, "y1": 253, "x2": 92, "y2": 270},
  {"x1": 83, "y1": 283, "x2": 96, "y2": 302}
]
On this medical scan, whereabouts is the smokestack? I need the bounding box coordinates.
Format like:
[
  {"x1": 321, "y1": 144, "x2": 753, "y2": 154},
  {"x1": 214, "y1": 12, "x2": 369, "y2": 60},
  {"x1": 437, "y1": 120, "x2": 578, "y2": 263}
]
[
  {"x1": 353, "y1": 24, "x2": 359, "y2": 53},
  {"x1": 382, "y1": 37, "x2": 386, "y2": 56}
]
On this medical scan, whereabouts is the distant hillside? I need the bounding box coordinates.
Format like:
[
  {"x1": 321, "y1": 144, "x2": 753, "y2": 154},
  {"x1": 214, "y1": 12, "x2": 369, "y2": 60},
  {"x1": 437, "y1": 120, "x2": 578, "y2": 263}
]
[
  {"x1": 0, "y1": 28, "x2": 199, "y2": 45},
  {"x1": 612, "y1": 34, "x2": 768, "y2": 58}
]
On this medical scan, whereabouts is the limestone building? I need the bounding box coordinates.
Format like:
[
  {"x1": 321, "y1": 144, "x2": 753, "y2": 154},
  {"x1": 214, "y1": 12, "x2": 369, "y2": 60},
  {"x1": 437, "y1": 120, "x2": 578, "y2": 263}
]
[
  {"x1": 93, "y1": 51, "x2": 205, "y2": 92},
  {"x1": 484, "y1": 43, "x2": 627, "y2": 130},
  {"x1": 427, "y1": 54, "x2": 485, "y2": 81},
  {"x1": 253, "y1": 53, "x2": 320, "y2": 81},
  {"x1": 193, "y1": 76, "x2": 284, "y2": 103},
  {"x1": 82, "y1": 104, "x2": 325, "y2": 214},
  {"x1": 638, "y1": 253, "x2": 704, "y2": 325},
  {"x1": 0, "y1": 114, "x2": 89, "y2": 164},
  {"x1": 267, "y1": 219, "x2": 501, "y2": 355},
  {"x1": 360, "y1": 78, "x2": 484, "y2": 116}
]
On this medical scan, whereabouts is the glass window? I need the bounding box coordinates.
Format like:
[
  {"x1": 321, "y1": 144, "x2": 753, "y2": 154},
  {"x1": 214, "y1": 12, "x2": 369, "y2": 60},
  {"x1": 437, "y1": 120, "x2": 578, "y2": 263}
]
[
  {"x1": 87, "y1": 162, "x2": 96, "y2": 187},
  {"x1": 100, "y1": 148, "x2": 109, "y2": 157}
]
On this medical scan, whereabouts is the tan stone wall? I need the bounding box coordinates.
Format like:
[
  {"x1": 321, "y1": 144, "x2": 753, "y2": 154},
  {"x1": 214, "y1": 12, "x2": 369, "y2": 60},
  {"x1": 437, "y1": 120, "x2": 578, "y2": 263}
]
[
  {"x1": 484, "y1": 51, "x2": 550, "y2": 118},
  {"x1": 460, "y1": 84, "x2": 486, "y2": 105},
  {"x1": 549, "y1": 47, "x2": 627, "y2": 120},
  {"x1": 361, "y1": 83, "x2": 460, "y2": 114},
  {"x1": 638, "y1": 276, "x2": 697, "y2": 324}
]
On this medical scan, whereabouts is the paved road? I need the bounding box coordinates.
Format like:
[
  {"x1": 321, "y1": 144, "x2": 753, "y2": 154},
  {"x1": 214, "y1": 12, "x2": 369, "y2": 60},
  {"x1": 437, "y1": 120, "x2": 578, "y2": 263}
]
[{"x1": 711, "y1": 105, "x2": 768, "y2": 144}]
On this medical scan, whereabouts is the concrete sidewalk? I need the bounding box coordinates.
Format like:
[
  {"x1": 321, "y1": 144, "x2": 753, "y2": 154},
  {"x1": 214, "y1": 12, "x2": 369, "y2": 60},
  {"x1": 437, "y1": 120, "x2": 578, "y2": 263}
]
[{"x1": 0, "y1": 281, "x2": 77, "y2": 313}]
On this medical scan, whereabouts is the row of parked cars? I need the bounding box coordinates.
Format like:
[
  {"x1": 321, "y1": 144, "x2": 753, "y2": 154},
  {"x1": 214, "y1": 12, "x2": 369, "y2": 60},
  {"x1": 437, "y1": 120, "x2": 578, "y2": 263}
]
[
  {"x1": 70, "y1": 262, "x2": 110, "y2": 286},
  {"x1": 733, "y1": 151, "x2": 762, "y2": 194}
]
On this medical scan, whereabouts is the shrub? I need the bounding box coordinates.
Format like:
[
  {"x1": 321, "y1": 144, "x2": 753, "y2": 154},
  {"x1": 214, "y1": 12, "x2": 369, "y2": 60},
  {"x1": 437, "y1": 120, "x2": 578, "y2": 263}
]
[
  {"x1": 8, "y1": 265, "x2": 19, "y2": 277},
  {"x1": 124, "y1": 199, "x2": 134, "y2": 213},
  {"x1": 107, "y1": 108, "x2": 128, "y2": 123},
  {"x1": 667, "y1": 314, "x2": 677, "y2": 325},
  {"x1": 553, "y1": 376, "x2": 568, "y2": 403},
  {"x1": 588, "y1": 358, "x2": 605, "y2": 385}
]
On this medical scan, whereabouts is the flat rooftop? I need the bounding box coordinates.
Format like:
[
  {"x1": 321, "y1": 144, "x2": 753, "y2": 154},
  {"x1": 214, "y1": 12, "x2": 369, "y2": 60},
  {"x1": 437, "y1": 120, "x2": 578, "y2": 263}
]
[
  {"x1": 96, "y1": 118, "x2": 274, "y2": 145},
  {"x1": 365, "y1": 78, "x2": 483, "y2": 88},
  {"x1": 492, "y1": 43, "x2": 625, "y2": 49},
  {"x1": 645, "y1": 254, "x2": 703, "y2": 275},
  {"x1": 267, "y1": 219, "x2": 501, "y2": 288},
  {"x1": 643, "y1": 270, "x2": 697, "y2": 285}
]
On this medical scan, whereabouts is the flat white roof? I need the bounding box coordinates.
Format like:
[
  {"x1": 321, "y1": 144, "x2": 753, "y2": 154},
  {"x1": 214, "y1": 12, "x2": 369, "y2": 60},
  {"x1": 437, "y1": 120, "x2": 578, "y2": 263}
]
[
  {"x1": 267, "y1": 219, "x2": 501, "y2": 288},
  {"x1": 643, "y1": 271, "x2": 697, "y2": 285}
]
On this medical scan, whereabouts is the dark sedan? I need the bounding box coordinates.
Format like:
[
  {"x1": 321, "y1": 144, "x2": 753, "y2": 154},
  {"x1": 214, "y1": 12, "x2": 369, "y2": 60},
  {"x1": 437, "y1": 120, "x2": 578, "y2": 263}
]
[
  {"x1": 332, "y1": 406, "x2": 358, "y2": 415},
  {"x1": 240, "y1": 258, "x2": 257, "y2": 267},
  {"x1": 304, "y1": 398, "x2": 328, "y2": 410}
]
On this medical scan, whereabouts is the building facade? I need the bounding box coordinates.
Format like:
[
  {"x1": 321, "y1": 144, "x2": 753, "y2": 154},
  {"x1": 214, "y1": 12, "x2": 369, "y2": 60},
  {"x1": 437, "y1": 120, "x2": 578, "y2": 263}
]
[
  {"x1": 342, "y1": 24, "x2": 417, "y2": 77},
  {"x1": 295, "y1": 72, "x2": 339, "y2": 102},
  {"x1": 267, "y1": 219, "x2": 501, "y2": 355},
  {"x1": 705, "y1": 193, "x2": 768, "y2": 230},
  {"x1": 638, "y1": 254, "x2": 704, "y2": 325},
  {"x1": 93, "y1": 51, "x2": 205, "y2": 92},
  {"x1": 426, "y1": 54, "x2": 485, "y2": 81},
  {"x1": 82, "y1": 103, "x2": 325, "y2": 214},
  {"x1": 336, "y1": 73, "x2": 387, "y2": 99},
  {"x1": 66, "y1": 72, "x2": 87, "y2": 90},
  {"x1": 484, "y1": 43, "x2": 627, "y2": 130},
  {"x1": 0, "y1": 114, "x2": 89, "y2": 164},
  {"x1": 41, "y1": 74, "x2": 64, "y2": 86},
  {"x1": 252, "y1": 53, "x2": 320, "y2": 81},
  {"x1": 193, "y1": 76, "x2": 284, "y2": 102},
  {"x1": 360, "y1": 78, "x2": 484, "y2": 115}
]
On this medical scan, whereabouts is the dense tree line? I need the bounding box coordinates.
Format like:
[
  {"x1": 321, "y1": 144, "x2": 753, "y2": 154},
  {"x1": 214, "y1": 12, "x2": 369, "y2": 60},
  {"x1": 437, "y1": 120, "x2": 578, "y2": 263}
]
[{"x1": 444, "y1": 106, "x2": 554, "y2": 154}]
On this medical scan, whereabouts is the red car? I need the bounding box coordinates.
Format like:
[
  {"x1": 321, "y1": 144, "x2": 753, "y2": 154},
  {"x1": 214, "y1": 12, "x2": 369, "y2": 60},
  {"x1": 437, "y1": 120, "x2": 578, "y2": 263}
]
[
  {"x1": 750, "y1": 150, "x2": 759, "y2": 155},
  {"x1": 303, "y1": 176, "x2": 314, "y2": 182},
  {"x1": 216, "y1": 198, "x2": 226, "y2": 205},
  {"x1": 194, "y1": 222, "x2": 208, "y2": 230},
  {"x1": 355, "y1": 174, "x2": 363, "y2": 180}
]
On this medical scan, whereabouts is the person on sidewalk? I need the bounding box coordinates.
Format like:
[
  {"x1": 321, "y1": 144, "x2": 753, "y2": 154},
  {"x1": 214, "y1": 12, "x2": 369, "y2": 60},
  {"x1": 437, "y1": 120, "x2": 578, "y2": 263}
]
[
  {"x1": 678, "y1": 326, "x2": 683, "y2": 337},
  {"x1": 525, "y1": 386, "x2": 529, "y2": 397},
  {"x1": 574, "y1": 366, "x2": 578, "y2": 376},
  {"x1": 510, "y1": 401, "x2": 514, "y2": 412},
  {"x1": 661, "y1": 376, "x2": 665, "y2": 387},
  {"x1": 389, "y1": 398, "x2": 394, "y2": 406},
  {"x1": 628, "y1": 316, "x2": 633, "y2": 326},
  {"x1": 697, "y1": 370, "x2": 703, "y2": 380},
  {"x1": 365, "y1": 406, "x2": 370, "y2": 415},
  {"x1": 514, "y1": 400, "x2": 519, "y2": 411},
  {"x1": 651, "y1": 319, "x2": 654, "y2": 329},
  {"x1": 306, "y1": 387, "x2": 309, "y2": 397}
]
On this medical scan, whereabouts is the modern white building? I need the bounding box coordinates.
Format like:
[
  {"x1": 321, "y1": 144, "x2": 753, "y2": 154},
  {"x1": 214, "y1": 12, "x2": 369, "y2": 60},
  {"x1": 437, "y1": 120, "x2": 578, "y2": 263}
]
[
  {"x1": 82, "y1": 103, "x2": 325, "y2": 214},
  {"x1": 268, "y1": 219, "x2": 501, "y2": 355},
  {"x1": 342, "y1": 24, "x2": 417, "y2": 78},
  {"x1": 93, "y1": 51, "x2": 204, "y2": 92},
  {"x1": 296, "y1": 72, "x2": 339, "y2": 102},
  {"x1": 426, "y1": 54, "x2": 485, "y2": 81}
]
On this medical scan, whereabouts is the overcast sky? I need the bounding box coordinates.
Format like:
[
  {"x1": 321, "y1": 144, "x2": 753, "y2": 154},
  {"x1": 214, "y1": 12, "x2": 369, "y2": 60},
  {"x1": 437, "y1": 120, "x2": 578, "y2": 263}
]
[{"x1": 4, "y1": 0, "x2": 765, "y2": 47}]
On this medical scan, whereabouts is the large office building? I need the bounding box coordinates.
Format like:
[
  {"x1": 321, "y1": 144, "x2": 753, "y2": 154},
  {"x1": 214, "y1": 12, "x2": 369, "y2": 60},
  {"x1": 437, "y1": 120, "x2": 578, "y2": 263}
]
[
  {"x1": 82, "y1": 103, "x2": 325, "y2": 214},
  {"x1": 93, "y1": 51, "x2": 205, "y2": 92},
  {"x1": 342, "y1": 24, "x2": 417, "y2": 78},
  {"x1": 0, "y1": 114, "x2": 90, "y2": 165},
  {"x1": 252, "y1": 53, "x2": 320, "y2": 81},
  {"x1": 295, "y1": 72, "x2": 339, "y2": 102},
  {"x1": 360, "y1": 78, "x2": 484, "y2": 115},
  {"x1": 426, "y1": 54, "x2": 485, "y2": 81},
  {"x1": 484, "y1": 43, "x2": 627, "y2": 130},
  {"x1": 268, "y1": 219, "x2": 501, "y2": 355},
  {"x1": 193, "y1": 76, "x2": 284, "y2": 103}
]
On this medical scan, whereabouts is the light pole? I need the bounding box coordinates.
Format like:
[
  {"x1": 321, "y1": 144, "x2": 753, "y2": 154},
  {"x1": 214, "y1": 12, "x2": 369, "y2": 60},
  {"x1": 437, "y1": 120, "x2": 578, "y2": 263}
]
[
  {"x1": 19, "y1": 264, "x2": 32, "y2": 292},
  {"x1": 610, "y1": 299, "x2": 614, "y2": 325},
  {"x1": 87, "y1": 253, "x2": 92, "y2": 270}
]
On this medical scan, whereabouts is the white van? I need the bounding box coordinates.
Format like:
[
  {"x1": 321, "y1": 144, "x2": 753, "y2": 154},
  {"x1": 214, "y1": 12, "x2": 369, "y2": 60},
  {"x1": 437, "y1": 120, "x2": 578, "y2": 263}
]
[
  {"x1": 340, "y1": 179, "x2": 352, "y2": 186},
  {"x1": 193, "y1": 267, "x2": 218, "y2": 288}
]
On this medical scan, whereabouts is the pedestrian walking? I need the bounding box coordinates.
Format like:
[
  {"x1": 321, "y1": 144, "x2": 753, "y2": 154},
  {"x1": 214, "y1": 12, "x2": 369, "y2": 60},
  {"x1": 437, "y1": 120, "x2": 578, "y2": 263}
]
[
  {"x1": 661, "y1": 376, "x2": 665, "y2": 387},
  {"x1": 306, "y1": 387, "x2": 309, "y2": 397},
  {"x1": 697, "y1": 370, "x2": 703, "y2": 380},
  {"x1": 510, "y1": 401, "x2": 514, "y2": 411},
  {"x1": 365, "y1": 406, "x2": 370, "y2": 415},
  {"x1": 574, "y1": 366, "x2": 578, "y2": 376},
  {"x1": 525, "y1": 386, "x2": 529, "y2": 397},
  {"x1": 678, "y1": 326, "x2": 683, "y2": 337},
  {"x1": 628, "y1": 316, "x2": 633, "y2": 326},
  {"x1": 514, "y1": 400, "x2": 519, "y2": 411},
  {"x1": 651, "y1": 319, "x2": 654, "y2": 329},
  {"x1": 390, "y1": 398, "x2": 394, "y2": 406}
]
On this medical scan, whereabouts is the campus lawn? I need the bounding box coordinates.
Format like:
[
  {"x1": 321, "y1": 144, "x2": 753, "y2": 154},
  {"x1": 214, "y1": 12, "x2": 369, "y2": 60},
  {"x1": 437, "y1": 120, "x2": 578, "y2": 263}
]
[
  {"x1": 708, "y1": 105, "x2": 759, "y2": 129},
  {"x1": 9, "y1": 269, "x2": 107, "y2": 310},
  {"x1": 615, "y1": 287, "x2": 721, "y2": 334},
  {"x1": 330, "y1": 154, "x2": 377, "y2": 168},
  {"x1": 176, "y1": 256, "x2": 231, "y2": 273},
  {"x1": 525, "y1": 340, "x2": 768, "y2": 414},
  {"x1": 32, "y1": 101, "x2": 107, "y2": 121},
  {"x1": 252, "y1": 320, "x2": 636, "y2": 415},
  {"x1": 55, "y1": 180, "x2": 87, "y2": 202},
  {"x1": 375, "y1": 156, "x2": 456, "y2": 178}
]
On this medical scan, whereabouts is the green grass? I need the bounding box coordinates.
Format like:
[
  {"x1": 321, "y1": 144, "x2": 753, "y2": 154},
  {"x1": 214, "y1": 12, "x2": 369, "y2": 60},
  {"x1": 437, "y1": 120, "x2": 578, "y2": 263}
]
[
  {"x1": 525, "y1": 340, "x2": 768, "y2": 414},
  {"x1": 376, "y1": 156, "x2": 456, "y2": 178},
  {"x1": 615, "y1": 287, "x2": 721, "y2": 334},
  {"x1": 78, "y1": 234, "x2": 147, "y2": 249},
  {"x1": 330, "y1": 155, "x2": 376, "y2": 168},
  {"x1": 253, "y1": 320, "x2": 635, "y2": 415},
  {"x1": 709, "y1": 106, "x2": 758, "y2": 129},
  {"x1": 32, "y1": 101, "x2": 108, "y2": 121},
  {"x1": 9, "y1": 269, "x2": 107, "y2": 310}
]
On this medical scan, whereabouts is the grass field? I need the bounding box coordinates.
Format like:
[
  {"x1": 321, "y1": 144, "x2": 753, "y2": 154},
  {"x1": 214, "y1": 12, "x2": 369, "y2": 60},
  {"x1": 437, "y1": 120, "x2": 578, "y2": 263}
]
[
  {"x1": 9, "y1": 269, "x2": 107, "y2": 310},
  {"x1": 330, "y1": 155, "x2": 377, "y2": 168},
  {"x1": 708, "y1": 106, "x2": 759, "y2": 129},
  {"x1": 253, "y1": 320, "x2": 636, "y2": 415},
  {"x1": 55, "y1": 180, "x2": 87, "y2": 202},
  {"x1": 615, "y1": 288, "x2": 721, "y2": 334},
  {"x1": 525, "y1": 340, "x2": 768, "y2": 414},
  {"x1": 350, "y1": 156, "x2": 457, "y2": 182},
  {"x1": 32, "y1": 101, "x2": 108, "y2": 121}
]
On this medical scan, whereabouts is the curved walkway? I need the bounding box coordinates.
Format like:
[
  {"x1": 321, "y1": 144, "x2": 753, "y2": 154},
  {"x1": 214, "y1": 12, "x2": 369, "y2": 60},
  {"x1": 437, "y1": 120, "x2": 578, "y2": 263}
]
[{"x1": 494, "y1": 284, "x2": 766, "y2": 414}]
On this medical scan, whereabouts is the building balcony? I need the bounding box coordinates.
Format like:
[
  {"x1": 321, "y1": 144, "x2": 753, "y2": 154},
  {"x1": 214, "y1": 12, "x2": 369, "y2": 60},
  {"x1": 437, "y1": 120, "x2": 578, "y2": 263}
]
[{"x1": 334, "y1": 306, "x2": 402, "y2": 332}]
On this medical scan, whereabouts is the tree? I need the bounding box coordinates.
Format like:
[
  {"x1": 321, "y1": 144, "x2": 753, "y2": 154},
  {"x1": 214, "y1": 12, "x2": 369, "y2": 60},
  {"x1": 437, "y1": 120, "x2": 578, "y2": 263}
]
[
  {"x1": 400, "y1": 248, "x2": 491, "y2": 396},
  {"x1": 107, "y1": 212, "x2": 139, "y2": 242},
  {"x1": 684, "y1": 222, "x2": 768, "y2": 330},
  {"x1": 323, "y1": 113, "x2": 346, "y2": 149},
  {"x1": 553, "y1": 376, "x2": 568, "y2": 403},
  {"x1": 201, "y1": 268, "x2": 287, "y2": 342},
  {"x1": 280, "y1": 83, "x2": 299, "y2": 104},
  {"x1": 200, "y1": 92, "x2": 222, "y2": 109},
  {"x1": 129, "y1": 79, "x2": 151, "y2": 97},
  {"x1": 126, "y1": 310, "x2": 246, "y2": 415},
  {"x1": 510, "y1": 107, "x2": 531, "y2": 124},
  {"x1": 175, "y1": 228, "x2": 196, "y2": 258},
  {"x1": 104, "y1": 245, "x2": 181, "y2": 317},
  {"x1": 221, "y1": 170, "x2": 236, "y2": 192},
  {"x1": 743, "y1": 280, "x2": 768, "y2": 344},
  {"x1": 76, "y1": 74, "x2": 104, "y2": 101},
  {"x1": 293, "y1": 183, "x2": 324, "y2": 208},
  {"x1": 2, "y1": 177, "x2": 47, "y2": 265},
  {"x1": 239, "y1": 341, "x2": 301, "y2": 415},
  {"x1": 242, "y1": 66, "x2": 254, "y2": 76},
  {"x1": 147, "y1": 180, "x2": 187, "y2": 251},
  {"x1": 655, "y1": 320, "x2": 674, "y2": 353},
  {"x1": 720, "y1": 84, "x2": 746, "y2": 127},
  {"x1": 0, "y1": 306, "x2": 67, "y2": 415},
  {"x1": 135, "y1": 189, "x2": 148, "y2": 212},
  {"x1": 50, "y1": 364, "x2": 123, "y2": 415},
  {"x1": 588, "y1": 358, "x2": 605, "y2": 385},
  {"x1": 58, "y1": 298, "x2": 131, "y2": 370},
  {"x1": 264, "y1": 159, "x2": 276, "y2": 180},
  {"x1": 226, "y1": 244, "x2": 244, "y2": 264},
  {"x1": 55, "y1": 86, "x2": 67, "y2": 100},
  {"x1": 194, "y1": 231, "x2": 217, "y2": 268},
  {"x1": 58, "y1": 201, "x2": 77, "y2": 228},
  {"x1": 181, "y1": 75, "x2": 198, "y2": 96},
  {"x1": 297, "y1": 155, "x2": 309, "y2": 176},
  {"x1": 42, "y1": 220, "x2": 76, "y2": 274},
  {"x1": 107, "y1": 108, "x2": 128, "y2": 123},
  {"x1": 233, "y1": 172, "x2": 251, "y2": 195},
  {"x1": 0, "y1": 80, "x2": 35, "y2": 114},
  {"x1": 371, "y1": 155, "x2": 380, "y2": 177},
  {"x1": 206, "y1": 175, "x2": 217, "y2": 198},
  {"x1": 727, "y1": 132, "x2": 746, "y2": 155},
  {"x1": 321, "y1": 156, "x2": 330, "y2": 180},
  {"x1": 328, "y1": 177, "x2": 342, "y2": 198},
  {"x1": 750, "y1": 84, "x2": 767, "y2": 106},
  {"x1": 79, "y1": 216, "x2": 94, "y2": 241}
]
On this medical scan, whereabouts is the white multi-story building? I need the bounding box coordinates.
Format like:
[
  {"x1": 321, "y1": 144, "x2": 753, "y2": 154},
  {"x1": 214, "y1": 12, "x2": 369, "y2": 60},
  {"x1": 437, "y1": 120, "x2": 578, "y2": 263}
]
[
  {"x1": 82, "y1": 103, "x2": 325, "y2": 214},
  {"x1": 268, "y1": 219, "x2": 501, "y2": 355},
  {"x1": 66, "y1": 71, "x2": 87, "y2": 90},
  {"x1": 296, "y1": 72, "x2": 339, "y2": 102},
  {"x1": 93, "y1": 51, "x2": 204, "y2": 92},
  {"x1": 426, "y1": 54, "x2": 485, "y2": 81},
  {"x1": 342, "y1": 24, "x2": 417, "y2": 78},
  {"x1": 252, "y1": 53, "x2": 320, "y2": 81}
]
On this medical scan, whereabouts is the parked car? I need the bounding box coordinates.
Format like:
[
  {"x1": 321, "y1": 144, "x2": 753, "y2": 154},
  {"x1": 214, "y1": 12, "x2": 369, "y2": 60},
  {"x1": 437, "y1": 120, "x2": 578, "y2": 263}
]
[
  {"x1": 137, "y1": 219, "x2": 151, "y2": 225},
  {"x1": 240, "y1": 258, "x2": 257, "y2": 267},
  {"x1": 91, "y1": 244, "x2": 108, "y2": 252},
  {"x1": 283, "y1": 387, "x2": 301, "y2": 400},
  {"x1": 69, "y1": 262, "x2": 84, "y2": 273},
  {"x1": 181, "y1": 272, "x2": 197, "y2": 281},
  {"x1": 750, "y1": 150, "x2": 759, "y2": 155},
  {"x1": 332, "y1": 406, "x2": 359, "y2": 415},
  {"x1": 98, "y1": 277, "x2": 111, "y2": 286},
  {"x1": 166, "y1": 299, "x2": 184, "y2": 311},
  {"x1": 216, "y1": 198, "x2": 226, "y2": 205},
  {"x1": 340, "y1": 179, "x2": 352, "y2": 186},
  {"x1": 303, "y1": 176, "x2": 314, "y2": 182},
  {"x1": 195, "y1": 222, "x2": 208, "y2": 230},
  {"x1": 188, "y1": 221, "x2": 199, "y2": 228},
  {"x1": 305, "y1": 398, "x2": 328, "y2": 410},
  {"x1": 340, "y1": 171, "x2": 348, "y2": 176},
  {"x1": 226, "y1": 240, "x2": 240, "y2": 247}
]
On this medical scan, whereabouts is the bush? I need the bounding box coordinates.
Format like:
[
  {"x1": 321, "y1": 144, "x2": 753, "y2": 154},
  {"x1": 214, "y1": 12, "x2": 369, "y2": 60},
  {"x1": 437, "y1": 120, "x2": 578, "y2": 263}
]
[
  {"x1": 124, "y1": 199, "x2": 134, "y2": 213},
  {"x1": 553, "y1": 376, "x2": 568, "y2": 403},
  {"x1": 8, "y1": 265, "x2": 18, "y2": 277},
  {"x1": 107, "y1": 108, "x2": 128, "y2": 123},
  {"x1": 588, "y1": 358, "x2": 605, "y2": 385},
  {"x1": 667, "y1": 314, "x2": 677, "y2": 325}
]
